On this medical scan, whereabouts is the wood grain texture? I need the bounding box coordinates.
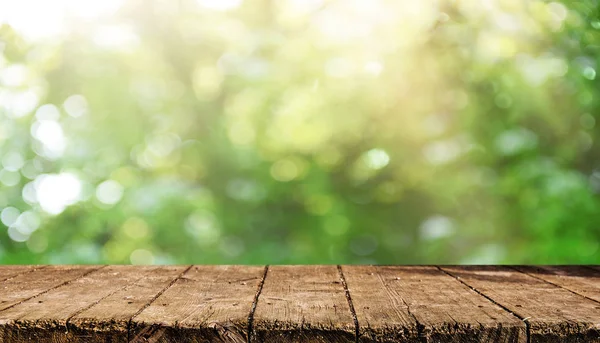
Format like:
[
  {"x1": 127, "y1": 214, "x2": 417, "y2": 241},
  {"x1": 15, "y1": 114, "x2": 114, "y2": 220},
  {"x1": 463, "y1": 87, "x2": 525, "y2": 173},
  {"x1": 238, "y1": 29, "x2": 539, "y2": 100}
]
[
  {"x1": 252, "y1": 265, "x2": 355, "y2": 343},
  {"x1": 441, "y1": 266, "x2": 600, "y2": 343},
  {"x1": 72, "y1": 265, "x2": 188, "y2": 342},
  {"x1": 343, "y1": 266, "x2": 526, "y2": 343},
  {"x1": 514, "y1": 266, "x2": 600, "y2": 303},
  {"x1": 0, "y1": 265, "x2": 102, "y2": 342},
  {"x1": 0, "y1": 265, "x2": 99, "y2": 313},
  {"x1": 131, "y1": 265, "x2": 265, "y2": 343},
  {"x1": 0, "y1": 266, "x2": 39, "y2": 283},
  {"x1": 0, "y1": 265, "x2": 176, "y2": 342},
  {"x1": 0, "y1": 265, "x2": 598, "y2": 342}
]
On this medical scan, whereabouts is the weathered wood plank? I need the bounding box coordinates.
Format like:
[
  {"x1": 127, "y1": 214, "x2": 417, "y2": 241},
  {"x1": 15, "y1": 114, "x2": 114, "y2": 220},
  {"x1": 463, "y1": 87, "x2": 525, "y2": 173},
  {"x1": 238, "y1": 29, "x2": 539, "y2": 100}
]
[
  {"x1": 131, "y1": 265, "x2": 265, "y2": 343},
  {"x1": 0, "y1": 265, "x2": 99, "y2": 313},
  {"x1": 340, "y1": 265, "x2": 417, "y2": 343},
  {"x1": 252, "y1": 265, "x2": 355, "y2": 343},
  {"x1": 342, "y1": 266, "x2": 526, "y2": 343},
  {"x1": 0, "y1": 265, "x2": 102, "y2": 342},
  {"x1": 441, "y1": 266, "x2": 600, "y2": 343},
  {"x1": 515, "y1": 266, "x2": 600, "y2": 304},
  {"x1": 0, "y1": 265, "x2": 597, "y2": 342},
  {"x1": 0, "y1": 265, "x2": 39, "y2": 283},
  {"x1": 0, "y1": 265, "x2": 169, "y2": 342},
  {"x1": 72, "y1": 265, "x2": 189, "y2": 342}
]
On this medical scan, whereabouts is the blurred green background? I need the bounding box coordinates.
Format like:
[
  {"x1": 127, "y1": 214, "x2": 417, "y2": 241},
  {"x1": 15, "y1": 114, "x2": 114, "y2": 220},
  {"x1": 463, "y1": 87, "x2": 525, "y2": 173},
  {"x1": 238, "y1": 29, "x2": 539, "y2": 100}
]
[{"x1": 0, "y1": 0, "x2": 599, "y2": 264}]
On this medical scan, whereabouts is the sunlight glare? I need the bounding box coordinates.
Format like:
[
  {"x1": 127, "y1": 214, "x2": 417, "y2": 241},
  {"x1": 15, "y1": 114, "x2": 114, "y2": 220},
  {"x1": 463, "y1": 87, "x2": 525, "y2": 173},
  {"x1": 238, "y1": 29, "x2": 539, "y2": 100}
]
[
  {"x1": 34, "y1": 173, "x2": 82, "y2": 215},
  {"x1": 0, "y1": 0, "x2": 124, "y2": 42},
  {"x1": 31, "y1": 120, "x2": 67, "y2": 159}
]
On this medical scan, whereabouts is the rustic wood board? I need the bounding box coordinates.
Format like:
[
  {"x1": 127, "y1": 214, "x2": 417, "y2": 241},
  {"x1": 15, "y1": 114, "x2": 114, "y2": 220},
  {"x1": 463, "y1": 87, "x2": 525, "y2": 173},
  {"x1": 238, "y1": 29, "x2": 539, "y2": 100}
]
[
  {"x1": 440, "y1": 266, "x2": 600, "y2": 343},
  {"x1": 0, "y1": 265, "x2": 185, "y2": 342},
  {"x1": 0, "y1": 265, "x2": 102, "y2": 342},
  {"x1": 0, "y1": 265, "x2": 39, "y2": 283},
  {"x1": 342, "y1": 265, "x2": 526, "y2": 343},
  {"x1": 131, "y1": 265, "x2": 265, "y2": 343},
  {"x1": 514, "y1": 266, "x2": 600, "y2": 303},
  {"x1": 0, "y1": 265, "x2": 100, "y2": 313},
  {"x1": 0, "y1": 265, "x2": 598, "y2": 342},
  {"x1": 251, "y1": 265, "x2": 355, "y2": 343},
  {"x1": 72, "y1": 265, "x2": 189, "y2": 342}
]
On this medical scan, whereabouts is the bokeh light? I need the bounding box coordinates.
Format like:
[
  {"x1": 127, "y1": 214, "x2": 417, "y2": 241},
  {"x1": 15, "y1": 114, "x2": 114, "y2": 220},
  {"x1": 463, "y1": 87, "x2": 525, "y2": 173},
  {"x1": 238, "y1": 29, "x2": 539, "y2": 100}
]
[{"x1": 0, "y1": 0, "x2": 599, "y2": 264}]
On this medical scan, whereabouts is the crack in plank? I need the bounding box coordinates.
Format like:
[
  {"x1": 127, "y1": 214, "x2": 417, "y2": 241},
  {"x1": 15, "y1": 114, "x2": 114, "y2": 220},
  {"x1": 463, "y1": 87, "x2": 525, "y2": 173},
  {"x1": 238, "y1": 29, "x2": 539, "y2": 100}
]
[
  {"x1": 337, "y1": 265, "x2": 359, "y2": 343},
  {"x1": 247, "y1": 265, "x2": 269, "y2": 343},
  {"x1": 0, "y1": 266, "x2": 106, "y2": 315},
  {"x1": 65, "y1": 273, "x2": 151, "y2": 334},
  {"x1": 0, "y1": 266, "x2": 46, "y2": 284},
  {"x1": 509, "y1": 266, "x2": 600, "y2": 306},
  {"x1": 437, "y1": 266, "x2": 531, "y2": 343},
  {"x1": 127, "y1": 265, "x2": 193, "y2": 342}
]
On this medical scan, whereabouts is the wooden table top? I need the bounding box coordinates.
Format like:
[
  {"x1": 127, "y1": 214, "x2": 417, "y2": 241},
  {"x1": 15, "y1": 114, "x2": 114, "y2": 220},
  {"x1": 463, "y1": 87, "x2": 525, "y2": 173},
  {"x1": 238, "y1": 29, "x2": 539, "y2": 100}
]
[{"x1": 0, "y1": 265, "x2": 597, "y2": 342}]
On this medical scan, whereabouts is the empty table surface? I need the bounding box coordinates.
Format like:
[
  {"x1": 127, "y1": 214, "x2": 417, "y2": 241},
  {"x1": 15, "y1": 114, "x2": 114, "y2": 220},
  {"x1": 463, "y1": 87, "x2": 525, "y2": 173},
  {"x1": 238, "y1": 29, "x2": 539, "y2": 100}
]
[{"x1": 0, "y1": 265, "x2": 598, "y2": 342}]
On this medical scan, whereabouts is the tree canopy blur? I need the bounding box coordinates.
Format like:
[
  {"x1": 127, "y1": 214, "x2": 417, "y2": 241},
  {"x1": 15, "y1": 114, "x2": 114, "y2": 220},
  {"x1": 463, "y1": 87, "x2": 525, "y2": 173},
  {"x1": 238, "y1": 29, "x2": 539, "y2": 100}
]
[{"x1": 0, "y1": 0, "x2": 599, "y2": 264}]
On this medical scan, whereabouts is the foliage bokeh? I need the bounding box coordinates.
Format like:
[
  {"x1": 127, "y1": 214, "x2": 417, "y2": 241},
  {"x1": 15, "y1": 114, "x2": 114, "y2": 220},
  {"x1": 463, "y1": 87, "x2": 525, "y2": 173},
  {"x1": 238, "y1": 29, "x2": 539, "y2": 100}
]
[{"x1": 0, "y1": 0, "x2": 599, "y2": 264}]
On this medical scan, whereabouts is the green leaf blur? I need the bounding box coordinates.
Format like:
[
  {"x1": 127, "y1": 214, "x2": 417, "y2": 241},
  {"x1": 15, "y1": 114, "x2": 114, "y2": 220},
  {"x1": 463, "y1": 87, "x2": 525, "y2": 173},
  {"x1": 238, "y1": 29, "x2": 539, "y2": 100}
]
[{"x1": 0, "y1": 0, "x2": 599, "y2": 264}]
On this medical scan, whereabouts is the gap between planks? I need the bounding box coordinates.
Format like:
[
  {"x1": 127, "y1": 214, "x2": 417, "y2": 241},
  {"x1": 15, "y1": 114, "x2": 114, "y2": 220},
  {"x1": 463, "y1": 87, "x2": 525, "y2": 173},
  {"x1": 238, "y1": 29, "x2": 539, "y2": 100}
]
[
  {"x1": 0, "y1": 265, "x2": 106, "y2": 313},
  {"x1": 437, "y1": 266, "x2": 532, "y2": 343},
  {"x1": 0, "y1": 265, "x2": 193, "y2": 343},
  {"x1": 127, "y1": 265, "x2": 193, "y2": 342},
  {"x1": 247, "y1": 265, "x2": 269, "y2": 343},
  {"x1": 253, "y1": 265, "x2": 533, "y2": 343},
  {"x1": 509, "y1": 266, "x2": 600, "y2": 306},
  {"x1": 64, "y1": 273, "x2": 149, "y2": 334},
  {"x1": 0, "y1": 265, "x2": 45, "y2": 284},
  {"x1": 337, "y1": 265, "x2": 360, "y2": 343},
  {"x1": 4, "y1": 266, "x2": 594, "y2": 342}
]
